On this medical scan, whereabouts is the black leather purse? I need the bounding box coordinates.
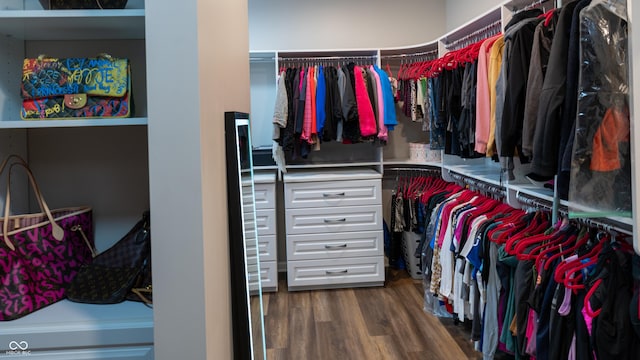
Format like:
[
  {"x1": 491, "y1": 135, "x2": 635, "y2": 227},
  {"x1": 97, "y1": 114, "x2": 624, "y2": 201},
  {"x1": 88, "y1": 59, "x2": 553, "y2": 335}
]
[
  {"x1": 67, "y1": 211, "x2": 151, "y2": 305},
  {"x1": 39, "y1": 0, "x2": 128, "y2": 9}
]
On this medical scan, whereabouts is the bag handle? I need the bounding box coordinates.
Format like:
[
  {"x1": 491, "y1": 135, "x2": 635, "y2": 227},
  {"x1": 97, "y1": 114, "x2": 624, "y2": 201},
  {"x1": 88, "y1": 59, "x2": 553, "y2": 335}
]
[
  {"x1": 3, "y1": 162, "x2": 63, "y2": 250},
  {"x1": 0, "y1": 154, "x2": 47, "y2": 221}
]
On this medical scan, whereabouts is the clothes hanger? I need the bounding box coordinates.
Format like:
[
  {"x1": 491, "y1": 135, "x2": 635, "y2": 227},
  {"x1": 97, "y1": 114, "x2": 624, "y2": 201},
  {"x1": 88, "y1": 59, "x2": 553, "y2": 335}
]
[
  {"x1": 489, "y1": 210, "x2": 530, "y2": 245},
  {"x1": 503, "y1": 212, "x2": 551, "y2": 255}
]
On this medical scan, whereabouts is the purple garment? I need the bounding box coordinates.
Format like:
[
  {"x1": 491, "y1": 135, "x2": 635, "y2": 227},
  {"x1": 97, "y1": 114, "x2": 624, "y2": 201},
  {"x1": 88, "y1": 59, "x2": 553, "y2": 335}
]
[
  {"x1": 497, "y1": 289, "x2": 510, "y2": 353},
  {"x1": 558, "y1": 255, "x2": 579, "y2": 316},
  {"x1": 525, "y1": 308, "x2": 538, "y2": 357}
]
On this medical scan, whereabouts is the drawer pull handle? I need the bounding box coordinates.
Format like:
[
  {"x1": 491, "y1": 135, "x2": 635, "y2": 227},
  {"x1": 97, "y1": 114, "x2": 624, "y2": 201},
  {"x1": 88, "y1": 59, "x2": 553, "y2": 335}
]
[
  {"x1": 323, "y1": 192, "x2": 346, "y2": 198},
  {"x1": 325, "y1": 244, "x2": 348, "y2": 249},
  {"x1": 326, "y1": 269, "x2": 348, "y2": 275},
  {"x1": 324, "y1": 218, "x2": 347, "y2": 223}
]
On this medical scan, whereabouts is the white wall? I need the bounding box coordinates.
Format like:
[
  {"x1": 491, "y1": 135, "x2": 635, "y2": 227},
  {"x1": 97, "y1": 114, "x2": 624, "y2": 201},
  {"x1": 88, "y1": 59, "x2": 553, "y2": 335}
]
[
  {"x1": 446, "y1": 0, "x2": 504, "y2": 31},
  {"x1": 147, "y1": 0, "x2": 250, "y2": 359},
  {"x1": 248, "y1": 0, "x2": 447, "y2": 50}
]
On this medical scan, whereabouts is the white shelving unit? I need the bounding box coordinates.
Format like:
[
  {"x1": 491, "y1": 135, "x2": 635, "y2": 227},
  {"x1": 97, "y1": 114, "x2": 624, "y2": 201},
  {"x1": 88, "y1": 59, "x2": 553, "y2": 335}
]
[
  {"x1": 2, "y1": 0, "x2": 251, "y2": 358},
  {"x1": 0, "y1": 1, "x2": 153, "y2": 358}
]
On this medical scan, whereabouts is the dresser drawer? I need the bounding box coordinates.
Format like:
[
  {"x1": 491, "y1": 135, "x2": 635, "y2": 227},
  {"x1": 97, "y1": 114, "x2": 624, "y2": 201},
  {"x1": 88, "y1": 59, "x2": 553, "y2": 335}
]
[
  {"x1": 260, "y1": 260, "x2": 278, "y2": 291},
  {"x1": 287, "y1": 231, "x2": 383, "y2": 260},
  {"x1": 258, "y1": 234, "x2": 277, "y2": 262},
  {"x1": 287, "y1": 256, "x2": 384, "y2": 289},
  {"x1": 256, "y1": 209, "x2": 276, "y2": 236},
  {"x1": 284, "y1": 179, "x2": 381, "y2": 209},
  {"x1": 285, "y1": 205, "x2": 382, "y2": 235},
  {"x1": 253, "y1": 182, "x2": 276, "y2": 210}
]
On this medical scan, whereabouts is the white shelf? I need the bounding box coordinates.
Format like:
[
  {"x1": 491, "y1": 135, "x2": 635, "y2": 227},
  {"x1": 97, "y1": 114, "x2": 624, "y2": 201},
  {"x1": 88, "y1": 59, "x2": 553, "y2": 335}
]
[
  {"x1": 443, "y1": 164, "x2": 503, "y2": 187},
  {"x1": 286, "y1": 161, "x2": 381, "y2": 170},
  {"x1": 509, "y1": 183, "x2": 555, "y2": 203},
  {"x1": 0, "y1": 10, "x2": 145, "y2": 40},
  {"x1": 0, "y1": 117, "x2": 148, "y2": 128},
  {"x1": 0, "y1": 300, "x2": 153, "y2": 349},
  {"x1": 383, "y1": 158, "x2": 442, "y2": 167}
]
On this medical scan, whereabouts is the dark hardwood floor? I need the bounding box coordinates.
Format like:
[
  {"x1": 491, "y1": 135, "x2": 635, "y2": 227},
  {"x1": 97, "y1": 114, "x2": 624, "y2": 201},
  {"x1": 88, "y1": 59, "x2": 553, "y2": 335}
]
[{"x1": 262, "y1": 269, "x2": 487, "y2": 359}]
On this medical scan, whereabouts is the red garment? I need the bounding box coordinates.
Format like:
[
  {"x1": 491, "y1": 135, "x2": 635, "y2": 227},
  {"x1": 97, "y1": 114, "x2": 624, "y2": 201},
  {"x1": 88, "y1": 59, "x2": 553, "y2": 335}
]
[
  {"x1": 353, "y1": 66, "x2": 377, "y2": 137},
  {"x1": 301, "y1": 66, "x2": 313, "y2": 142},
  {"x1": 590, "y1": 107, "x2": 630, "y2": 172}
]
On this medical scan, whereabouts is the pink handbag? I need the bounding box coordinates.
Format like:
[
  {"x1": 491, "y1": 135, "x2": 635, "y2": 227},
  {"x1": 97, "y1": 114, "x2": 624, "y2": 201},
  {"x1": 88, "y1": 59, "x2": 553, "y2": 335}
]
[{"x1": 0, "y1": 155, "x2": 94, "y2": 321}]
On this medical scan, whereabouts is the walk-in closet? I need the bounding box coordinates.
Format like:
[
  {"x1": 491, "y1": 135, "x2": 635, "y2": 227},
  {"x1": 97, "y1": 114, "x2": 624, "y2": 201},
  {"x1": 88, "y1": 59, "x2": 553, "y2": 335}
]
[
  {"x1": 249, "y1": 0, "x2": 640, "y2": 359},
  {"x1": 0, "y1": 0, "x2": 637, "y2": 359}
]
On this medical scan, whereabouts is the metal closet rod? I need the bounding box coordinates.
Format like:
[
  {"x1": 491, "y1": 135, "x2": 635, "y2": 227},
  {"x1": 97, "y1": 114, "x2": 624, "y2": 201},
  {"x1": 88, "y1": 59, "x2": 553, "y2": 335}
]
[
  {"x1": 515, "y1": 0, "x2": 554, "y2": 14},
  {"x1": 445, "y1": 19, "x2": 502, "y2": 50},
  {"x1": 516, "y1": 192, "x2": 558, "y2": 212},
  {"x1": 515, "y1": 192, "x2": 632, "y2": 235},
  {"x1": 380, "y1": 49, "x2": 439, "y2": 60},
  {"x1": 278, "y1": 55, "x2": 377, "y2": 62},
  {"x1": 386, "y1": 167, "x2": 441, "y2": 172},
  {"x1": 448, "y1": 172, "x2": 506, "y2": 197}
]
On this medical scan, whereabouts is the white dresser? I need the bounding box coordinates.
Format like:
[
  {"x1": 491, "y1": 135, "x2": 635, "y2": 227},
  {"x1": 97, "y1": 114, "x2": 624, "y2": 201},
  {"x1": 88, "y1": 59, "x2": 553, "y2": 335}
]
[
  {"x1": 283, "y1": 169, "x2": 385, "y2": 291},
  {"x1": 253, "y1": 172, "x2": 278, "y2": 292}
]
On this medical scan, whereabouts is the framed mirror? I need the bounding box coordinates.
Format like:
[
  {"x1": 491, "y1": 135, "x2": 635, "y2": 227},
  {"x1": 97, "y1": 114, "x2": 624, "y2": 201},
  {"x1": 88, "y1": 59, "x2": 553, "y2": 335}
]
[{"x1": 225, "y1": 111, "x2": 267, "y2": 360}]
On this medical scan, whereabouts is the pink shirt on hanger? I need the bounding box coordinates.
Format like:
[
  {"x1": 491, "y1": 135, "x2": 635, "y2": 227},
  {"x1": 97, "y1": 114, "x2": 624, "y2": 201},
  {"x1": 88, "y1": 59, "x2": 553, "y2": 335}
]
[
  {"x1": 475, "y1": 34, "x2": 502, "y2": 154},
  {"x1": 353, "y1": 65, "x2": 377, "y2": 137},
  {"x1": 302, "y1": 66, "x2": 314, "y2": 143},
  {"x1": 370, "y1": 65, "x2": 388, "y2": 141}
]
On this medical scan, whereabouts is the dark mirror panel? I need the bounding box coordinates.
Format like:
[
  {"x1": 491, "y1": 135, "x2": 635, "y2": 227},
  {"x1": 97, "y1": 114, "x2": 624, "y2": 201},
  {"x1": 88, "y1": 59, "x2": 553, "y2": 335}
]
[{"x1": 225, "y1": 112, "x2": 266, "y2": 360}]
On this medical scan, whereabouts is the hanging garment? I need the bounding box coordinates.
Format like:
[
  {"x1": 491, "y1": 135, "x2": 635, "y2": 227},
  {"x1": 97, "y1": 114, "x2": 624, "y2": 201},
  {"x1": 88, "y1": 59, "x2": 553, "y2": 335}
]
[
  {"x1": 485, "y1": 35, "x2": 504, "y2": 158},
  {"x1": 521, "y1": 10, "x2": 559, "y2": 159},
  {"x1": 370, "y1": 65, "x2": 389, "y2": 142},
  {"x1": 499, "y1": 12, "x2": 543, "y2": 179},
  {"x1": 429, "y1": 76, "x2": 446, "y2": 150},
  {"x1": 569, "y1": 0, "x2": 631, "y2": 218},
  {"x1": 343, "y1": 64, "x2": 362, "y2": 142},
  {"x1": 315, "y1": 65, "x2": 327, "y2": 141},
  {"x1": 282, "y1": 67, "x2": 297, "y2": 153},
  {"x1": 353, "y1": 65, "x2": 378, "y2": 137},
  {"x1": 557, "y1": 0, "x2": 594, "y2": 200},
  {"x1": 310, "y1": 66, "x2": 318, "y2": 145},
  {"x1": 302, "y1": 66, "x2": 314, "y2": 143},
  {"x1": 373, "y1": 65, "x2": 398, "y2": 131},
  {"x1": 323, "y1": 66, "x2": 343, "y2": 142},
  {"x1": 475, "y1": 34, "x2": 502, "y2": 154},
  {"x1": 493, "y1": 9, "x2": 542, "y2": 166},
  {"x1": 529, "y1": 1, "x2": 580, "y2": 179},
  {"x1": 458, "y1": 60, "x2": 482, "y2": 158},
  {"x1": 273, "y1": 70, "x2": 288, "y2": 128}
]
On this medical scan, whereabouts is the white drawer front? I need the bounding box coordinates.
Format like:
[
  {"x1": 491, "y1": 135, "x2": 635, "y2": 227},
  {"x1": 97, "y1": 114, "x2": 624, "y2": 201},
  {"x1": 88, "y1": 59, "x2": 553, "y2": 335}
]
[
  {"x1": 287, "y1": 256, "x2": 384, "y2": 288},
  {"x1": 285, "y1": 205, "x2": 382, "y2": 235},
  {"x1": 284, "y1": 179, "x2": 381, "y2": 209},
  {"x1": 260, "y1": 260, "x2": 278, "y2": 291},
  {"x1": 253, "y1": 182, "x2": 276, "y2": 210},
  {"x1": 287, "y1": 231, "x2": 383, "y2": 260},
  {"x1": 256, "y1": 209, "x2": 276, "y2": 236},
  {"x1": 258, "y1": 234, "x2": 277, "y2": 262}
]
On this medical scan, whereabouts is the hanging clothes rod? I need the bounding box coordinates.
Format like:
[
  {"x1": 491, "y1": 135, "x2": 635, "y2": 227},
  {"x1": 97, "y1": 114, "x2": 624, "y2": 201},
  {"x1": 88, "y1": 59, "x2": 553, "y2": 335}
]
[
  {"x1": 386, "y1": 167, "x2": 441, "y2": 173},
  {"x1": 515, "y1": 0, "x2": 554, "y2": 14},
  {"x1": 516, "y1": 192, "x2": 559, "y2": 212},
  {"x1": 445, "y1": 19, "x2": 502, "y2": 50},
  {"x1": 515, "y1": 192, "x2": 632, "y2": 235},
  {"x1": 380, "y1": 49, "x2": 439, "y2": 60},
  {"x1": 278, "y1": 55, "x2": 377, "y2": 62},
  {"x1": 448, "y1": 172, "x2": 506, "y2": 197}
]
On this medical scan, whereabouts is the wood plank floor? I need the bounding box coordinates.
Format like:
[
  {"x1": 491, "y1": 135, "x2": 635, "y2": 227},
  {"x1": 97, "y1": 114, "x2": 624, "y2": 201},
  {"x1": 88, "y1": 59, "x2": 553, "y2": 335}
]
[{"x1": 262, "y1": 270, "x2": 486, "y2": 360}]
